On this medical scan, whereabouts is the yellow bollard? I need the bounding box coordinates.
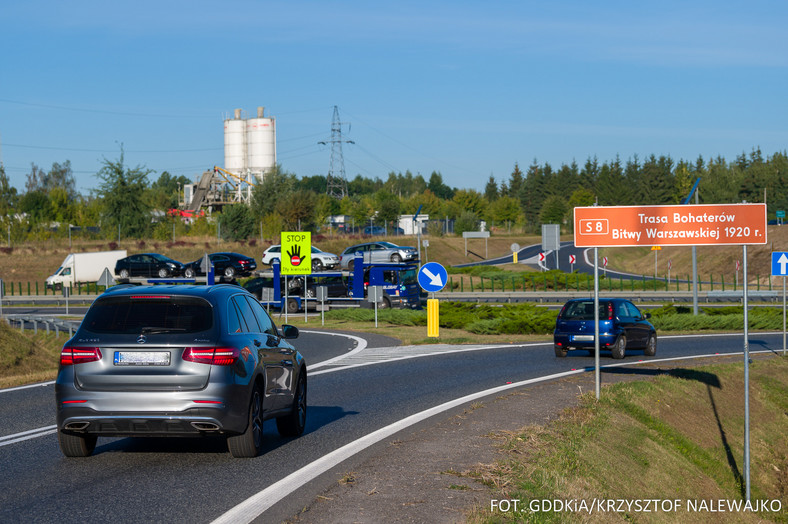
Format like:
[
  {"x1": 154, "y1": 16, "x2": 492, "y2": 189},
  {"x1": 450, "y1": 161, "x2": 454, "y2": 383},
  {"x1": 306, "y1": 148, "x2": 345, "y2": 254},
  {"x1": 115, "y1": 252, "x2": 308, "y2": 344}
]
[{"x1": 427, "y1": 298, "x2": 439, "y2": 338}]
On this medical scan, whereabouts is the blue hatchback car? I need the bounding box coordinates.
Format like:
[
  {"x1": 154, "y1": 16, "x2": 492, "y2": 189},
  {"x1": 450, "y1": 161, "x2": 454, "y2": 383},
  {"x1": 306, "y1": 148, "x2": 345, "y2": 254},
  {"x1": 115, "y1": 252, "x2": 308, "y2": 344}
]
[{"x1": 553, "y1": 298, "x2": 657, "y2": 359}]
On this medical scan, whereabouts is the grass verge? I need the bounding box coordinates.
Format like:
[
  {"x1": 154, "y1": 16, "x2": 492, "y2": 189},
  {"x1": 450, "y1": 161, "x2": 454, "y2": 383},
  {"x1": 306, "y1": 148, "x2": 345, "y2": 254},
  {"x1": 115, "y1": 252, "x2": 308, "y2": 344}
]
[
  {"x1": 0, "y1": 321, "x2": 68, "y2": 389},
  {"x1": 466, "y1": 357, "x2": 788, "y2": 523}
]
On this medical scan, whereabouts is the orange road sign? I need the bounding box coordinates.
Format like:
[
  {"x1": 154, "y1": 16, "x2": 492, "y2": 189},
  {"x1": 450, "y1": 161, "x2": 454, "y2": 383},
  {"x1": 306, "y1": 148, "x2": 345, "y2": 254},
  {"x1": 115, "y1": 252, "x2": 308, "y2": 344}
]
[{"x1": 574, "y1": 203, "x2": 767, "y2": 247}]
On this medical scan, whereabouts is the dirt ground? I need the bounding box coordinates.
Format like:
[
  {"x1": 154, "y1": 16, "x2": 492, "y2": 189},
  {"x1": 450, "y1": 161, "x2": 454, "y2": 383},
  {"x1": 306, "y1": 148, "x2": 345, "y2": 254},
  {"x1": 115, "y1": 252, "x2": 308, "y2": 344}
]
[{"x1": 284, "y1": 365, "x2": 674, "y2": 524}]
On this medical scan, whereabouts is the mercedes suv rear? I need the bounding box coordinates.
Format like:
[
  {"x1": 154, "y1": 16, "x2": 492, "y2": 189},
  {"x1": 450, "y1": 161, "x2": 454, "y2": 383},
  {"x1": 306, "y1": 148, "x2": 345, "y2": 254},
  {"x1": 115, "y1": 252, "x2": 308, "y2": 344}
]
[{"x1": 56, "y1": 284, "x2": 307, "y2": 458}]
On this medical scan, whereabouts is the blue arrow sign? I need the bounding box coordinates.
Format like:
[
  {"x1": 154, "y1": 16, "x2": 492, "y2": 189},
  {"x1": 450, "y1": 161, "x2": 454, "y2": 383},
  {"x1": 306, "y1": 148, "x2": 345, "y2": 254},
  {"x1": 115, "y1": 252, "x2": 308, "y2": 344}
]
[
  {"x1": 418, "y1": 262, "x2": 448, "y2": 292},
  {"x1": 771, "y1": 252, "x2": 788, "y2": 276}
]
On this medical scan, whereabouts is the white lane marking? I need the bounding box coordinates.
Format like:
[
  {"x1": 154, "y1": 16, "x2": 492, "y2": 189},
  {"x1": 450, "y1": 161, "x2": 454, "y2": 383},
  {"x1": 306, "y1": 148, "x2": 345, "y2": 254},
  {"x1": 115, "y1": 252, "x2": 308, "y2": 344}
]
[
  {"x1": 310, "y1": 343, "x2": 544, "y2": 376},
  {"x1": 0, "y1": 425, "x2": 57, "y2": 447},
  {"x1": 301, "y1": 330, "x2": 368, "y2": 370},
  {"x1": 211, "y1": 348, "x2": 774, "y2": 524},
  {"x1": 0, "y1": 381, "x2": 55, "y2": 394},
  {"x1": 310, "y1": 331, "x2": 784, "y2": 376}
]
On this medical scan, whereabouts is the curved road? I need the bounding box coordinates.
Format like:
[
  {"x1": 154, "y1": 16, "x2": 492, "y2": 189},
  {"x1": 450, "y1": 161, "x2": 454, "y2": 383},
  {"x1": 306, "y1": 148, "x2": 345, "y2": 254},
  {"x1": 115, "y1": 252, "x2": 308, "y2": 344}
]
[{"x1": 0, "y1": 329, "x2": 781, "y2": 523}]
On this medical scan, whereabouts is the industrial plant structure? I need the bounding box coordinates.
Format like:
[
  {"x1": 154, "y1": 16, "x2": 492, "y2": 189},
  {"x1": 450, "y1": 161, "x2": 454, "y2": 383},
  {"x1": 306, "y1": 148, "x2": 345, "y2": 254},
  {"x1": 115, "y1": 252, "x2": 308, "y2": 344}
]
[{"x1": 181, "y1": 106, "x2": 277, "y2": 214}]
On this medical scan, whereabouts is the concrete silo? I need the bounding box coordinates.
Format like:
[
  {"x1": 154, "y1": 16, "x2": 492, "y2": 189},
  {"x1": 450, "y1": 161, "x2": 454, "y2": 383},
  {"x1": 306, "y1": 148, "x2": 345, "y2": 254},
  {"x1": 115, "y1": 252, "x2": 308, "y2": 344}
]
[{"x1": 223, "y1": 107, "x2": 276, "y2": 183}]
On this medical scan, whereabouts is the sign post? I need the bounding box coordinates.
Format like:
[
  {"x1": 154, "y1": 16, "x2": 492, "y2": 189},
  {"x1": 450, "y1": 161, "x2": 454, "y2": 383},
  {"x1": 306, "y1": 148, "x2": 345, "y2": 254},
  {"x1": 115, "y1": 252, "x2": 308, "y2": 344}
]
[
  {"x1": 418, "y1": 262, "x2": 447, "y2": 338},
  {"x1": 542, "y1": 224, "x2": 560, "y2": 269},
  {"x1": 651, "y1": 246, "x2": 661, "y2": 279},
  {"x1": 771, "y1": 252, "x2": 788, "y2": 356},
  {"x1": 667, "y1": 259, "x2": 672, "y2": 285},
  {"x1": 569, "y1": 254, "x2": 576, "y2": 273},
  {"x1": 575, "y1": 202, "x2": 767, "y2": 502}
]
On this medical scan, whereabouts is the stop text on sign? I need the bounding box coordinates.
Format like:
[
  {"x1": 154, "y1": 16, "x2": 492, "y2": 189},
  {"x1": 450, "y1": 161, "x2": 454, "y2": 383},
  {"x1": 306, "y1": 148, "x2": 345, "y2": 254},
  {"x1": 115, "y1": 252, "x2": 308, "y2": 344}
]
[{"x1": 574, "y1": 204, "x2": 767, "y2": 247}]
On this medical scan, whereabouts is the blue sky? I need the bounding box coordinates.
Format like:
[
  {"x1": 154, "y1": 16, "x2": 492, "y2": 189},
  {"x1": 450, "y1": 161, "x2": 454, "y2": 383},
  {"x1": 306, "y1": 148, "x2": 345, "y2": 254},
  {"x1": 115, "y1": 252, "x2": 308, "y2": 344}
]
[{"x1": 1, "y1": 1, "x2": 786, "y2": 195}]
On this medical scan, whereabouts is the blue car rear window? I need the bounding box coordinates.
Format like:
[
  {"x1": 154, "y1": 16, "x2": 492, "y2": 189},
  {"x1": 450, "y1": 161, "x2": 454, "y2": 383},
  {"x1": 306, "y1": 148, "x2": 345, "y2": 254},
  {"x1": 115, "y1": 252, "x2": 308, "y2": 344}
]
[{"x1": 562, "y1": 301, "x2": 609, "y2": 320}]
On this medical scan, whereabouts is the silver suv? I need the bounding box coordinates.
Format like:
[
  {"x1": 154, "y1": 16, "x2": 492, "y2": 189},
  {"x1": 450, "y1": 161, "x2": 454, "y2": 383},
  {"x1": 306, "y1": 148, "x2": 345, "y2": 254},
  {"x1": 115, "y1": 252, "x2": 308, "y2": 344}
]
[
  {"x1": 339, "y1": 241, "x2": 418, "y2": 269},
  {"x1": 55, "y1": 284, "x2": 307, "y2": 458}
]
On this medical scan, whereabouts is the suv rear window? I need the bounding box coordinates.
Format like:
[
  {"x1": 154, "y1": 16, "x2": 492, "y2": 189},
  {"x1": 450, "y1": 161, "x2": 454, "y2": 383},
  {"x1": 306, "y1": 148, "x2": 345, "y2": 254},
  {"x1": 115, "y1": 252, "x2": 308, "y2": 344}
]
[{"x1": 82, "y1": 295, "x2": 213, "y2": 334}]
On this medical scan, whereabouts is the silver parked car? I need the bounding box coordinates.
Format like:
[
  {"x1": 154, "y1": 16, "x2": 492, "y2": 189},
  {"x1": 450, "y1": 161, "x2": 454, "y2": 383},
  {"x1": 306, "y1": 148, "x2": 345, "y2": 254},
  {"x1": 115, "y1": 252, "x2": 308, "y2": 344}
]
[
  {"x1": 55, "y1": 284, "x2": 307, "y2": 458},
  {"x1": 339, "y1": 241, "x2": 418, "y2": 269},
  {"x1": 262, "y1": 244, "x2": 340, "y2": 272}
]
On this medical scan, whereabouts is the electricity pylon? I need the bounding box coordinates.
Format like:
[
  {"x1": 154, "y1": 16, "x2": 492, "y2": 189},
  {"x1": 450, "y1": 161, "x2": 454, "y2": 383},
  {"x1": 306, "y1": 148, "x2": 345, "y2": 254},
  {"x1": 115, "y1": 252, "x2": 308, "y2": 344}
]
[{"x1": 320, "y1": 106, "x2": 354, "y2": 199}]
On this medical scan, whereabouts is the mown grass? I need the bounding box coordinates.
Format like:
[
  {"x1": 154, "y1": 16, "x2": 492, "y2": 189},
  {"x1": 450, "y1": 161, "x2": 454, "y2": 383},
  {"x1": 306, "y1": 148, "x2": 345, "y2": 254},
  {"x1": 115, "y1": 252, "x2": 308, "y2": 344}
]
[
  {"x1": 467, "y1": 358, "x2": 788, "y2": 523},
  {"x1": 0, "y1": 321, "x2": 68, "y2": 388}
]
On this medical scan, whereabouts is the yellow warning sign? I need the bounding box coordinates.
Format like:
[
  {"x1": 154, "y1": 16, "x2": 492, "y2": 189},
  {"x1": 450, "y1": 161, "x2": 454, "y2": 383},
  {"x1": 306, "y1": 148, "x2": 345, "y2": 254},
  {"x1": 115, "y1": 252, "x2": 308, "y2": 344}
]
[{"x1": 281, "y1": 232, "x2": 311, "y2": 275}]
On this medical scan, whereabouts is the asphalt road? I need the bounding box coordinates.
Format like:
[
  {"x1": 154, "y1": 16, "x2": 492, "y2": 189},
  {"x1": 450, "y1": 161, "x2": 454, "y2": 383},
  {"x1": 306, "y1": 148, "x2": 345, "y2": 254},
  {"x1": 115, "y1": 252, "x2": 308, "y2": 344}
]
[{"x1": 0, "y1": 329, "x2": 781, "y2": 523}]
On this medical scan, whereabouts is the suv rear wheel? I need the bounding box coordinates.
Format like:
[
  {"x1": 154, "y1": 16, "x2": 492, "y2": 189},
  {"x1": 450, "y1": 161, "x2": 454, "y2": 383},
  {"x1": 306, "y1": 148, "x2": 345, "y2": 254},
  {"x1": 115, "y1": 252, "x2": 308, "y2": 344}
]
[
  {"x1": 228, "y1": 388, "x2": 264, "y2": 458},
  {"x1": 554, "y1": 345, "x2": 567, "y2": 358},
  {"x1": 58, "y1": 430, "x2": 97, "y2": 458}
]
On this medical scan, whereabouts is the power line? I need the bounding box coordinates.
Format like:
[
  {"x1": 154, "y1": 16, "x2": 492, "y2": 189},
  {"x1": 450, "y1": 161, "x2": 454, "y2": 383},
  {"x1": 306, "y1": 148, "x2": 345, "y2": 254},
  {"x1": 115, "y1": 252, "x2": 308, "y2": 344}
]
[
  {"x1": 4, "y1": 142, "x2": 221, "y2": 153},
  {"x1": 0, "y1": 98, "x2": 212, "y2": 119},
  {"x1": 341, "y1": 108, "x2": 477, "y2": 176}
]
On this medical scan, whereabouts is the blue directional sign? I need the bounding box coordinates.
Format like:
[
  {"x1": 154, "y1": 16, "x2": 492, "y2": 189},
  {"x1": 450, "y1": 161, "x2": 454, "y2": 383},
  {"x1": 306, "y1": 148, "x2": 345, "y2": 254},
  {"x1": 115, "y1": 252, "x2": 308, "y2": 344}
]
[
  {"x1": 418, "y1": 262, "x2": 448, "y2": 292},
  {"x1": 772, "y1": 252, "x2": 788, "y2": 276}
]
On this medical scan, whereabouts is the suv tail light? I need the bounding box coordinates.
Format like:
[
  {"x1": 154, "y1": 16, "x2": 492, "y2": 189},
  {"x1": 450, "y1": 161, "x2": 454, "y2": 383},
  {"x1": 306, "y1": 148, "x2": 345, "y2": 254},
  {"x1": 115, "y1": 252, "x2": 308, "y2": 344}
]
[
  {"x1": 60, "y1": 347, "x2": 102, "y2": 366},
  {"x1": 183, "y1": 347, "x2": 240, "y2": 366},
  {"x1": 606, "y1": 302, "x2": 614, "y2": 320}
]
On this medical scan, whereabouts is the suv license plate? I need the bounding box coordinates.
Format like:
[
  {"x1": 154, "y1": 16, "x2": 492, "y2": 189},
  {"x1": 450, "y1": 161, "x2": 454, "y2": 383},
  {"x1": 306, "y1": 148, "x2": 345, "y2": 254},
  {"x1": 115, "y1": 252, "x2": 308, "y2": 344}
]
[
  {"x1": 114, "y1": 351, "x2": 171, "y2": 366},
  {"x1": 572, "y1": 335, "x2": 595, "y2": 342}
]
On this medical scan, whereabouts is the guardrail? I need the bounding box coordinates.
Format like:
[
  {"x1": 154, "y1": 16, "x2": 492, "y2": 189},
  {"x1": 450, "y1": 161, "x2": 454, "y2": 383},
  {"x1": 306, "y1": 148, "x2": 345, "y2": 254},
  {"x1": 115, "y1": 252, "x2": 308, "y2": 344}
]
[
  {"x1": 444, "y1": 272, "x2": 775, "y2": 295},
  {"x1": 5, "y1": 314, "x2": 78, "y2": 336},
  {"x1": 434, "y1": 290, "x2": 781, "y2": 304}
]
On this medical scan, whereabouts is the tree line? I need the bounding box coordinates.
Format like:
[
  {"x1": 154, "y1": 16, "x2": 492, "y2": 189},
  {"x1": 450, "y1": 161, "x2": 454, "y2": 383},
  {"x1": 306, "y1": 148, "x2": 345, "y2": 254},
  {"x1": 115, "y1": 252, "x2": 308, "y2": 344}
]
[{"x1": 1, "y1": 147, "x2": 785, "y2": 242}]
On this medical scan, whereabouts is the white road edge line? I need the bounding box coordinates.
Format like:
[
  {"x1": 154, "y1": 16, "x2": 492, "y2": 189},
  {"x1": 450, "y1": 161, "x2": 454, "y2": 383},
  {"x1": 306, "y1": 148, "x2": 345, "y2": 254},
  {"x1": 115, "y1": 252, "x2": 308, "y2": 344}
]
[
  {"x1": 310, "y1": 343, "x2": 543, "y2": 376},
  {"x1": 0, "y1": 381, "x2": 55, "y2": 394},
  {"x1": 211, "y1": 348, "x2": 774, "y2": 524},
  {"x1": 0, "y1": 425, "x2": 57, "y2": 447},
  {"x1": 301, "y1": 330, "x2": 368, "y2": 370}
]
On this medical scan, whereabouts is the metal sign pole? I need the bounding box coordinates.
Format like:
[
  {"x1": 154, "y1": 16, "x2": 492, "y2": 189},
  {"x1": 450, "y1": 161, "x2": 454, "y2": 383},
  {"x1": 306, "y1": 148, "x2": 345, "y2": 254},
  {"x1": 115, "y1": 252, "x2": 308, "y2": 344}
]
[
  {"x1": 783, "y1": 275, "x2": 786, "y2": 356},
  {"x1": 743, "y1": 244, "x2": 751, "y2": 502},
  {"x1": 594, "y1": 247, "x2": 600, "y2": 400}
]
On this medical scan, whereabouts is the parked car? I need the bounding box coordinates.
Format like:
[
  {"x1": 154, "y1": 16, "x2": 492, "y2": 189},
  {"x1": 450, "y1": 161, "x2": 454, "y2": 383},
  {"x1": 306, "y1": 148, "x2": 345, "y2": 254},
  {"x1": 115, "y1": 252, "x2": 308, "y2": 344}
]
[
  {"x1": 114, "y1": 253, "x2": 185, "y2": 279},
  {"x1": 363, "y1": 226, "x2": 386, "y2": 236},
  {"x1": 261, "y1": 245, "x2": 340, "y2": 272},
  {"x1": 349, "y1": 264, "x2": 422, "y2": 309},
  {"x1": 182, "y1": 252, "x2": 257, "y2": 278},
  {"x1": 553, "y1": 298, "x2": 657, "y2": 359},
  {"x1": 55, "y1": 284, "x2": 306, "y2": 458},
  {"x1": 243, "y1": 274, "x2": 349, "y2": 313},
  {"x1": 291, "y1": 274, "x2": 350, "y2": 299},
  {"x1": 339, "y1": 241, "x2": 418, "y2": 269}
]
